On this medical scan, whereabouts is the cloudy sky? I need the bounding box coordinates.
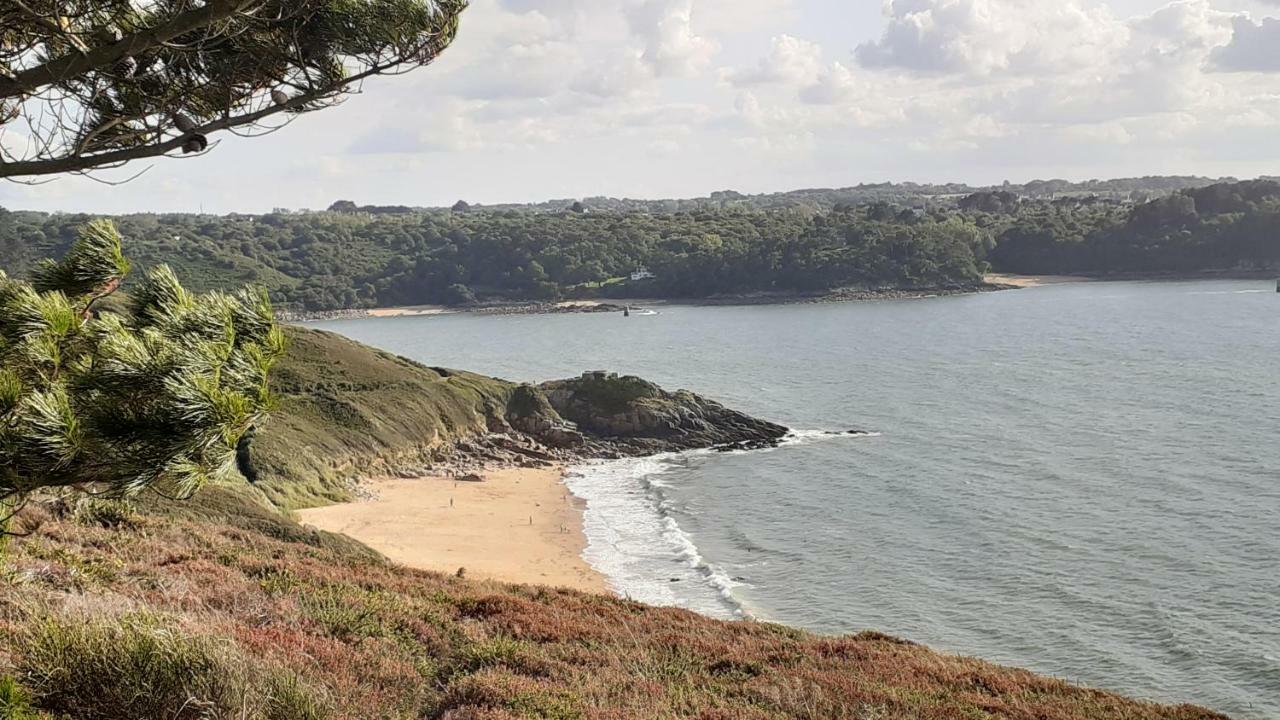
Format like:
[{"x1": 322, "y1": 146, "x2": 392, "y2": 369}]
[{"x1": 5, "y1": 0, "x2": 1280, "y2": 213}]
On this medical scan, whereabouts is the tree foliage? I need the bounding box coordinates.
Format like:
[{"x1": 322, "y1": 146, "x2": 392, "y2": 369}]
[
  {"x1": 1, "y1": 181, "x2": 1277, "y2": 314},
  {"x1": 985, "y1": 180, "x2": 1280, "y2": 274},
  {"x1": 0, "y1": 206, "x2": 998, "y2": 311},
  {"x1": 0, "y1": 0, "x2": 467, "y2": 179},
  {"x1": 0, "y1": 220, "x2": 284, "y2": 533}
]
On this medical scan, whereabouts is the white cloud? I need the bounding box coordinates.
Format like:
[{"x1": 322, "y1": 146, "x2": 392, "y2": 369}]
[
  {"x1": 854, "y1": 0, "x2": 1130, "y2": 76},
  {"x1": 721, "y1": 34, "x2": 824, "y2": 86},
  {"x1": 704, "y1": 0, "x2": 1280, "y2": 180},
  {"x1": 1210, "y1": 15, "x2": 1280, "y2": 71},
  {"x1": 571, "y1": 54, "x2": 653, "y2": 97},
  {"x1": 799, "y1": 62, "x2": 861, "y2": 105},
  {"x1": 992, "y1": 1, "x2": 1239, "y2": 125},
  {"x1": 695, "y1": 0, "x2": 798, "y2": 33},
  {"x1": 626, "y1": 0, "x2": 719, "y2": 77},
  {"x1": 732, "y1": 132, "x2": 815, "y2": 154},
  {"x1": 1059, "y1": 121, "x2": 1136, "y2": 145},
  {"x1": 448, "y1": 40, "x2": 583, "y2": 100}
]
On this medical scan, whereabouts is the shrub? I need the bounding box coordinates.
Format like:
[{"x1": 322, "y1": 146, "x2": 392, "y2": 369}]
[
  {"x1": 454, "y1": 636, "x2": 547, "y2": 678},
  {"x1": 264, "y1": 672, "x2": 332, "y2": 720},
  {"x1": 251, "y1": 566, "x2": 300, "y2": 597},
  {"x1": 0, "y1": 676, "x2": 44, "y2": 720},
  {"x1": 299, "y1": 586, "x2": 387, "y2": 640},
  {"x1": 20, "y1": 616, "x2": 244, "y2": 719},
  {"x1": 73, "y1": 500, "x2": 137, "y2": 529},
  {"x1": 16, "y1": 616, "x2": 329, "y2": 720},
  {"x1": 444, "y1": 283, "x2": 478, "y2": 306}
]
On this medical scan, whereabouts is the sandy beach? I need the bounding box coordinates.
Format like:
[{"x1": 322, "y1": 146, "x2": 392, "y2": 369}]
[
  {"x1": 297, "y1": 467, "x2": 609, "y2": 594},
  {"x1": 985, "y1": 273, "x2": 1089, "y2": 288},
  {"x1": 361, "y1": 300, "x2": 627, "y2": 318},
  {"x1": 366, "y1": 305, "x2": 453, "y2": 318}
]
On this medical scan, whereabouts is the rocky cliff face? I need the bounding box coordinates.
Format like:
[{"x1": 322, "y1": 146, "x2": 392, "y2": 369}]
[
  {"x1": 502, "y1": 383, "x2": 586, "y2": 449},
  {"x1": 535, "y1": 371, "x2": 789, "y2": 455}
]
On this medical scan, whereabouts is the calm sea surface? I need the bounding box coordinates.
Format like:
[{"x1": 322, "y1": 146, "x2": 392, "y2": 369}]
[{"x1": 314, "y1": 280, "x2": 1280, "y2": 718}]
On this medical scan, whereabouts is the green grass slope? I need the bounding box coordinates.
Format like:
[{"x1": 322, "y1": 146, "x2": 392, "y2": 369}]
[{"x1": 245, "y1": 327, "x2": 519, "y2": 510}]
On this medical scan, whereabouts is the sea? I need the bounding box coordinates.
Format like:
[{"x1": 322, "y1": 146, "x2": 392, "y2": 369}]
[{"x1": 313, "y1": 279, "x2": 1280, "y2": 719}]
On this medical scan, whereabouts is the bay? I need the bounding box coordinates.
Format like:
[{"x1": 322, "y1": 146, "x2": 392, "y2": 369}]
[{"x1": 314, "y1": 280, "x2": 1280, "y2": 718}]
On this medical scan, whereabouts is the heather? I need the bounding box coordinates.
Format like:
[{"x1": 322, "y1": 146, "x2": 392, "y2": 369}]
[{"x1": 0, "y1": 490, "x2": 1228, "y2": 720}]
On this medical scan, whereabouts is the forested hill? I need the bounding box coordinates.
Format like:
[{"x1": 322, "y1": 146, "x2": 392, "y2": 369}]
[
  {"x1": 2, "y1": 180, "x2": 1278, "y2": 311},
  {"x1": 0, "y1": 206, "x2": 995, "y2": 310},
  {"x1": 344, "y1": 175, "x2": 1242, "y2": 215}
]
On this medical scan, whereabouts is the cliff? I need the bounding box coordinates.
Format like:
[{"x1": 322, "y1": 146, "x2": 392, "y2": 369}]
[{"x1": 243, "y1": 328, "x2": 789, "y2": 510}]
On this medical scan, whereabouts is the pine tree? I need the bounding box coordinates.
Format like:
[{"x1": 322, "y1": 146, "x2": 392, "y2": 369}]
[
  {"x1": 1, "y1": 1, "x2": 468, "y2": 179},
  {"x1": 0, "y1": 220, "x2": 284, "y2": 536}
]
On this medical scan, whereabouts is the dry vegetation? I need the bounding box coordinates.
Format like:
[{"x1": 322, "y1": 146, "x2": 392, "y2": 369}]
[{"x1": 0, "y1": 489, "x2": 1228, "y2": 720}]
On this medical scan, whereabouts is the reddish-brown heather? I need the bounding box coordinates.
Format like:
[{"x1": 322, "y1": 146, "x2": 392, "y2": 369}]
[{"x1": 0, "y1": 491, "x2": 1230, "y2": 720}]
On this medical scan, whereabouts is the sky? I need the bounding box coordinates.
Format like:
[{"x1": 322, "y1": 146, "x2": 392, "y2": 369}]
[{"x1": 5, "y1": 0, "x2": 1280, "y2": 214}]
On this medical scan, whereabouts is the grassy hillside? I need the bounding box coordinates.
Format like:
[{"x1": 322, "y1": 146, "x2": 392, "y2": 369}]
[
  {"x1": 244, "y1": 327, "x2": 520, "y2": 510},
  {"x1": 0, "y1": 494, "x2": 1227, "y2": 720}
]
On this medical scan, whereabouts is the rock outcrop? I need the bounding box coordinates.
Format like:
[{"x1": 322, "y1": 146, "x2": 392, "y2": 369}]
[
  {"x1": 503, "y1": 384, "x2": 586, "y2": 449},
  {"x1": 537, "y1": 371, "x2": 789, "y2": 455}
]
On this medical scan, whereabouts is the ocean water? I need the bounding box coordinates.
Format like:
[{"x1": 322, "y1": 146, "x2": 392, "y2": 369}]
[{"x1": 313, "y1": 280, "x2": 1280, "y2": 718}]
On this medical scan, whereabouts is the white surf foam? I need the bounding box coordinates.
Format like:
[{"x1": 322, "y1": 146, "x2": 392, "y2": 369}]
[
  {"x1": 564, "y1": 453, "x2": 746, "y2": 619},
  {"x1": 564, "y1": 429, "x2": 880, "y2": 618},
  {"x1": 784, "y1": 428, "x2": 883, "y2": 446}
]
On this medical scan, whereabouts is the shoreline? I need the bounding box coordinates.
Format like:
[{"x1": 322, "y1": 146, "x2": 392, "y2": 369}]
[
  {"x1": 297, "y1": 466, "x2": 611, "y2": 594},
  {"x1": 281, "y1": 283, "x2": 1009, "y2": 322},
  {"x1": 281, "y1": 271, "x2": 1278, "y2": 322},
  {"x1": 983, "y1": 273, "x2": 1090, "y2": 287}
]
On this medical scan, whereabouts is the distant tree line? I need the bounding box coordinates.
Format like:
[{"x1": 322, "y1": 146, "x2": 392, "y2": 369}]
[
  {"x1": 1, "y1": 181, "x2": 1277, "y2": 311},
  {"x1": 982, "y1": 180, "x2": 1280, "y2": 275},
  {"x1": 330, "y1": 175, "x2": 1251, "y2": 215},
  {"x1": 0, "y1": 206, "x2": 994, "y2": 310}
]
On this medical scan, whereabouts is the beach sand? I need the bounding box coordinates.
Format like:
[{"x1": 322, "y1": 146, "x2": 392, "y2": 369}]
[
  {"x1": 296, "y1": 467, "x2": 609, "y2": 594},
  {"x1": 365, "y1": 300, "x2": 636, "y2": 317},
  {"x1": 985, "y1": 273, "x2": 1089, "y2": 288},
  {"x1": 365, "y1": 305, "x2": 453, "y2": 318}
]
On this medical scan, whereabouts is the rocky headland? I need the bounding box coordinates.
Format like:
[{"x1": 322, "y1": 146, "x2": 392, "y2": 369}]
[
  {"x1": 241, "y1": 327, "x2": 791, "y2": 508},
  {"x1": 365, "y1": 370, "x2": 792, "y2": 484}
]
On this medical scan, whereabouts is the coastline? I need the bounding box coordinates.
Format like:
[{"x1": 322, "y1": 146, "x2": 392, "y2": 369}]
[
  {"x1": 296, "y1": 466, "x2": 610, "y2": 594},
  {"x1": 984, "y1": 273, "x2": 1090, "y2": 287},
  {"x1": 281, "y1": 282, "x2": 1014, "y2": 323},
  {"x1": 288, "y1": 270, "x2": 1272, "y2": 323}
]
